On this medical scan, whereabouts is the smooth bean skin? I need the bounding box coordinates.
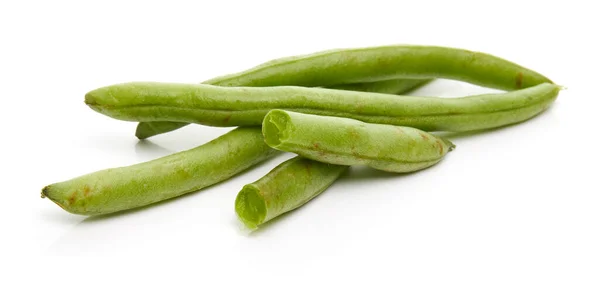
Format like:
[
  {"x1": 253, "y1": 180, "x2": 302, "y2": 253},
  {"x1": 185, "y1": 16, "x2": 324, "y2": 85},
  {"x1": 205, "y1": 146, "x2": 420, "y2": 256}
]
[
  {"x1": 41, "y1": 128, "x2": 278, "y2": 215},
  {"x1": 86, "y1": 82, "x2": 561, "y2": 132},
  {"x1": 205, "y1": 45, "x2": 551, "y2": 90},
  {"x1": 235, "y1": 157, "x2": 347, "y2": 229},
  {"x1": 136, "y1": 78, "x2": 432, "y2": 139},
  {"x1": 262, "y1": 110, "x2": 455, "y2": 173},
  {"x1": 327, "y1": 78, "x2": 431, "y2": 94}
]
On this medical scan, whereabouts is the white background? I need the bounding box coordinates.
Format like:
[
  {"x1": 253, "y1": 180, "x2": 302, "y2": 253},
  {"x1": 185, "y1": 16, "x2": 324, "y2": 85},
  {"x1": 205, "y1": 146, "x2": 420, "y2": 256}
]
[{"x1": 2, "y1": 0, "x2": 599, "y2": 293}]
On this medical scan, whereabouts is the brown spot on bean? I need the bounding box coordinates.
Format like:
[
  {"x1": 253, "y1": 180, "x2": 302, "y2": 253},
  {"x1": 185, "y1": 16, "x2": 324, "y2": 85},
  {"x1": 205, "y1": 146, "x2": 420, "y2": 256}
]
[
  {"x1": 313, "y1": 143, "x2": 320, "y2": 150},
  {"x1": 83, "y1": 185, "x2": 91, "y2": 196},
  {"x1": 355, "y1": 102, "x2": 364, "y2": 112},
  {"x1": 436, "y1": 141, "x2": 443, "y2": 155},
  {"x1": 419, "y1": 133, "x2": 429, "y2": 141},
  {"x1": 516, "y1": 72, "x2": 524, "y2": 89},
  {"x1": 304, "y1": 161, "x2": 312, "y2": 175},
  {"x1": 223, "y1": 114, "x2": 232, "y2": 123},
  {"x1": 68, "y1": 191, "x2": 77, "y2": 205}
]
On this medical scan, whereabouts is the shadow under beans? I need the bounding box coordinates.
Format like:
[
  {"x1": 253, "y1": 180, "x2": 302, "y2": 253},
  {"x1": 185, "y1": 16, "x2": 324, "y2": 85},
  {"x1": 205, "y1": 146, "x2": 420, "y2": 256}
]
[
  {"x1": 334, "y1": 165, "x2": 431, "y2": 186},
  {"x1": 247, "y1": 166, "x2": 424, "y2": 236},
  {"x1": 435, "y1": 124, "x2": 516, "y2": 141},
  {"x1": 245, "y1": 105, "x2": 560, "y2": 234},
  {"x1": 72, "y1": 153, "x2": 285, "y2": 225},
  {"x1": 245, "y1": 209, "x2": 300, "y2": 237},
  {"x1": 39, "y1": 208, "x2": 86, "y2": 226},
  {"x1": 246, "y1": 189, "x2": 331, "y2": 237},
  {"x1": 134, "y1": 139, "x2": 175, "y2": 157}
]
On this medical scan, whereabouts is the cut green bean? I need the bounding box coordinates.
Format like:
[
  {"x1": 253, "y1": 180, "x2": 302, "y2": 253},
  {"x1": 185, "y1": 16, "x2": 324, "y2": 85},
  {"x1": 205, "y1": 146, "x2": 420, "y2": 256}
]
[
  {"x1": 235, "y1": 157, "x2": 347, "y2": 229},
  {"x1": 86, "y1": 82, "x2": 560, "y2": 132},
  {"x1": 137, "y1": 44, "x2": 550, "y2": 139},
  {"x1": 136, "y1": 78, "x2": 432, "y2": 139},
  {"x1": 262, "y1": 110, "x2": 455, "y2": 172},
  {"x1": 41, "y1": 127, "x2": 278, "y2": 215},
  {"x1": 234, "y1": 80, "x2": 434, "y2": 229}
]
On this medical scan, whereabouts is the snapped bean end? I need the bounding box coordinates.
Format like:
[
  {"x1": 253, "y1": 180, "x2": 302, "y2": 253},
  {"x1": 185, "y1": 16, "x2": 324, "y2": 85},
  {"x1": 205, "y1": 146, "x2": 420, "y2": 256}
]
[
  {"x1": 235, "y1": 185, "x2": 268, "y2": 230},
  {"x1": 262, "y1": 109, "x2": 293, "y2": 148}
]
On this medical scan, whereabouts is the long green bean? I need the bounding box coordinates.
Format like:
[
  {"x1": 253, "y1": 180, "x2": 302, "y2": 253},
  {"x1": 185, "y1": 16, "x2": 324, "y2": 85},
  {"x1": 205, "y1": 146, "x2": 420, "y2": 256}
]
[
  {"x1": 41, "y1": 128, "x2": 278, "y2": 215},
  {"x1": 86, "y1": 82, "x2": 560, "y2": 132}
]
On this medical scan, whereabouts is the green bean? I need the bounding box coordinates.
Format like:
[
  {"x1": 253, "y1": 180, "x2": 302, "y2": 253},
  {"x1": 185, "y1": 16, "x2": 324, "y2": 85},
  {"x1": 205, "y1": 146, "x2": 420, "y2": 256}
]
[
  {"x1": 235, "y1": 157, "x2": 347, "y2": 229},
  {"x1": 136, "y1": 121, "x2": 189, "y2": 139},
  {"x1": 262, "y1": 110, "x2": 455, "y2": 172},
  {"x1": 137, "y1": 44, "x2": 550, "y2": 139},
  {"x1": 86, "y1": 82, "x2": 560, "y2": 132},
  {"x1": 206, "y1": 45, "x2": 550, "y2": 89},
  {"x1": 327, "y1": 78, "x2": 431, "y2": 94},
  {"x1": 136, "y1": 78, "x2": 432, "y2": 139},
  {"x1": 234, "y1": 79, "x2": 434, "y2": 229},
  {"x1": 41, "y1": 127, "x2": 278, "y2": 215}
]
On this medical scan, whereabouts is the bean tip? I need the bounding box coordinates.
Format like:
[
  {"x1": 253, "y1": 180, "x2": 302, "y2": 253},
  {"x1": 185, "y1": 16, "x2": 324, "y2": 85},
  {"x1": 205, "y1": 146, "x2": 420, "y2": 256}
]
[
  {"x1": 441, "y1": 137, "x2": 456, "y2": 152},
  {"x1": 135, "y1": 128, "x2": 151, "y2": 140},
  {"x1": 84, "y1": 91, "x2": 97, "y2": 106},
  {"x1": 41, "y1": 185, "x2": 50, "y2": 198}
]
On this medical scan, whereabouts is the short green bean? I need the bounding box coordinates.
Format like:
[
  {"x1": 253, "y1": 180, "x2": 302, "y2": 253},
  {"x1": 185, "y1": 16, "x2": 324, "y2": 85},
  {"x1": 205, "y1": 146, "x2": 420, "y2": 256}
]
[
  {"x1": 41, "y1": 127, "x2": 278, "y2": 215},
  {"x1": 136, "y1": 78, "x2": 431, "y2": 139},
  {"x1": 235, "y1": 157, "x2": 347, "y2": 229},
  {"x1": 263, "y1": 110, "x2": 455, "y2": 172},
  {"x1": 137, "y1": 44, "x2": 550, "y2": 138},
  {"x1": 86, "y1": 82, "x2": 560, "y2": 132}
]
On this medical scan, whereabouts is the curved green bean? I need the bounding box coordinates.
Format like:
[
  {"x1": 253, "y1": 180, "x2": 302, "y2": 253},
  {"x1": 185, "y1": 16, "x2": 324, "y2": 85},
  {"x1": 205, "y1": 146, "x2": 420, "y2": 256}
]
[
  {"x1": 86, "y1": 82, "x2": 561, "y2": 132},
  {"x1": 235, "y1": 157, "x2": 347, "y2": 229},
  {"x1": 136, "y1": 78, "x2": 432, "y2": 139},
  {"x1": 137, "y1": 44, "x2": 550, "y2": 139},
  {"x1": 207, "y1": 45, "x2": 550, "y2": 89},
  {"x1": 41, "y1": 127, "x2": 278, "y2": 215},
  {"x1": 262, "y1": 110, "x2": 455, "y2": 172},
  {"x1": 328, "y1": 78, "x2": 431, "y2": 93}
]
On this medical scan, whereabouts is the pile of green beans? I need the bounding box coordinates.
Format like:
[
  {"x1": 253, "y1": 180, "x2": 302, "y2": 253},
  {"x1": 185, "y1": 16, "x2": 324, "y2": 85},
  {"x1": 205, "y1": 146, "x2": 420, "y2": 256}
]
[{"x1": 41, "y1": 44, "x2": 559, "y2": 230}]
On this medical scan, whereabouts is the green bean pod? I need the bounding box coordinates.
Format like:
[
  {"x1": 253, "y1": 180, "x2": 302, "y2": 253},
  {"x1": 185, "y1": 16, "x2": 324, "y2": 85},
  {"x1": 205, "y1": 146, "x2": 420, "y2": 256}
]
[
  {"x1": 327, "y1": 78, "x2": 431, "y2": 94},
  {"x1": 136, "y1": 78, "x2": 432, "y2": 139},
  {"x1": 206, "y1": 45, "x2": 550, "y2": 89},
  {"x1": 235, "y1": 157, "x2": 347, "y2": 229},
  {"x1": 262, "y1": 110, "x2": 455, "y2": 173},
  {"x1": 137, "y1": 44, "x2": 551, "y2": 139},
  {"x1": 86, "y1": 82, "x2": 560, "y2": 132},
  {"x1": 41, "y1": 127, "x2": 278, "y2": 215}
]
